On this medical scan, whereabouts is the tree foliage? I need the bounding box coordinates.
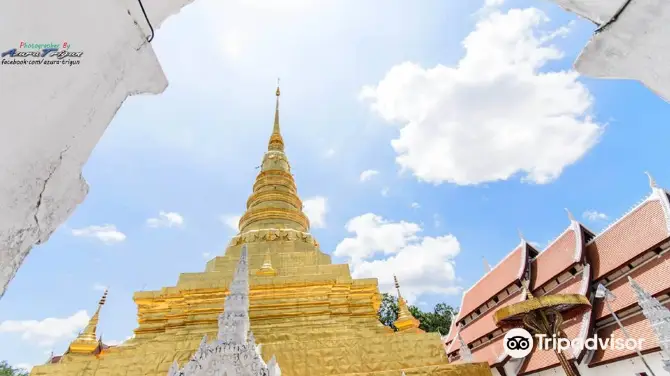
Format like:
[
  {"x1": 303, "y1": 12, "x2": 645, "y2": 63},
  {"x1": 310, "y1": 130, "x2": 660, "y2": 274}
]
[
  {"x1": 0, "y1": 362, "x2": 29, "y2": 376},
  {"x1": 377, "y1": 293, "x2": 457, "y2": 334}
]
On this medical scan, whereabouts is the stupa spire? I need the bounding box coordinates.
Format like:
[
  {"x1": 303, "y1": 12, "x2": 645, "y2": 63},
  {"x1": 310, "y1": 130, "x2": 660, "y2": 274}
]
[
  {"x1": 237, "y1": 85, "x2": 310, "y2": 233},
  {"x1": 66, "y1": 289, "x2": 107, "y2": 354},
  {"x1": 257, "y1": 248, "x2": 277, "y2": 276},
  {"x1": 268, "y1": 79, "x2": 284, "y2": 152},
  {"x1": 392, "y1": 275, "x2": 422, "y2": 333}
]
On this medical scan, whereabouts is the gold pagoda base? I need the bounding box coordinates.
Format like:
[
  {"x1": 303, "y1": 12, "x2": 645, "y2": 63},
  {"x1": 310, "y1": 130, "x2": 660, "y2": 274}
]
[{"x1": 31, "y1": 243, "x2": 491, "y2": 376}]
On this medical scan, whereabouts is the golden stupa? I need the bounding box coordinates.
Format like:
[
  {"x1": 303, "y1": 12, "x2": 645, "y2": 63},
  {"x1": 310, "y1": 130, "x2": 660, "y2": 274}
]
[{"x1": 31, "y1": 87, "x2": 491, "y2": 376}]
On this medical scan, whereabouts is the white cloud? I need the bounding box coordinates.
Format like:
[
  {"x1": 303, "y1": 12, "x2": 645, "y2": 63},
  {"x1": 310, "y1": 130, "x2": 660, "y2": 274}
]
[
  {"x1": 583, "y1": 210, "x2": 608, "y2": 222},
  {"x1": 92, "y1": 283, "x2": 107, "y2": 292},
  {"x1": 203, "y1": 252, "x2": 212, "y2": 260},
  {"x1": 303, "y1": 196, "x2": 328, "y2": 228},
  {"x1": 433, "y1": 214, "x2": 441, "y2": 228},
  {"x1": 220, "y1": 214, "x2": 241, "y2": 232},
  {"x1": 71, "y1": 225, "x2": 126, "y2": 244},
  {"x1": 324, "y1": 148, "x2": 336, "y2": 158},
  {"x1": 360, "y1": 7, "x2": 602, "y2": 186},
  {"x1": 359, "y1": 169, "x2": 380, "y2": 182},
  {"x1": 0, "y1": 311, "x2": 90, "y2": 347},
  {"x1": 381, "y1": 187, "x2": 390, "y2": 197},
  {"x1": 411, "y1": 202, "x2": 420, "y2": 209},
  {"x1": 334, "y1": 214, "x2": 461, "y2": 302},
  {"x1": 146, "y1": 211, "x2": 184, "y2": 228}
]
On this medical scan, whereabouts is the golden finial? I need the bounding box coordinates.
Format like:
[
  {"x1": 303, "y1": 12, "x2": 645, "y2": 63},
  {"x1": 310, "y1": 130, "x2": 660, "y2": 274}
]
[
  {"x1": 393, "y1": 274, "x2": 402, "y2": 297},
  {"x1": 565, "y1": 208, "x2": 576, "y2": 222},
  {"x1": 268, "y1": 80, "x2": 285, "y2": 152},
  {"x1": 645, "y1": 171, "x2": 657, "y2": 189},
  {"x1": 67, "y1": 289, "x2": 108, "y2": 354},
  {"x1": 392, "y1": 275, "x2": 422, "y2": 333}
]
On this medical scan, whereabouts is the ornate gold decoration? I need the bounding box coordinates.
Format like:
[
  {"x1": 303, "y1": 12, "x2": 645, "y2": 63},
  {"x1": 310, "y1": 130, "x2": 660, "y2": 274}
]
[
  {"x1": 31, "y1": 87, "x2": 493, "y2": 376},
  {"x1": 493, "y1": 293, "x2": 590, "y2": 325},
  {"x1": 393, "y1": 275, "x2": 422, "y2": 333},
  {"x1": 66, "y1": 289, "x2": 108, "y2": 354},
  {"x1": 494, "y1": 293, "x2": 591, "y2": 376},
  {"x1": 256, "y1": 248, "x2": 277, "y2": 277},
  {"x1": 238, "y1": 207, "x2": 310, "y2": 232}
]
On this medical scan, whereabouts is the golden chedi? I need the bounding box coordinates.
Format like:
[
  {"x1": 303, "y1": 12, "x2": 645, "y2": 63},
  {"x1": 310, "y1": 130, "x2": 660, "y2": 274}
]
[{"x1": 31, "y1": 87, "x2": 491, "y2": 376}]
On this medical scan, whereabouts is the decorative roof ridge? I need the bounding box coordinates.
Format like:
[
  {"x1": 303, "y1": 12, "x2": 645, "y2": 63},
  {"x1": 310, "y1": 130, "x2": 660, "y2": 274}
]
[
  {"x1": 457, "y1": 288, "x2": 525, "y2": 341},
  {"x1": 444, "y1": 324, "x2": 461, "y2": 353},
  {"x1": 531, "y1": 225, "x2": 573, "y2": 264},
  {"x1": 518, "y1": 240, "x2": 536, "y2": 281},
  {"x1": 462, "y1": 241, "x2": 524, "y2": 296},
  {"x1": 572, "y1": 220, "x2": 584, "y2": 262},
  {"x1": 572, "y1": 263, "x2": 593, "y2": 359},
  {"x1": 585, "y1": 190, "x2": 658, "y2": 247}
]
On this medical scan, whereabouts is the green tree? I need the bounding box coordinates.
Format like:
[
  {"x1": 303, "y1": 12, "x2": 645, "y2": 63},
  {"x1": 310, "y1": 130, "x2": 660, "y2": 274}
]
[
  {"x1": 377, "y1": 293, "x2": 400, "y2": 330},
  {"x1": 377, "y1": 293, "x2": 457, "y2": 334},
  {"x1": 0, "y1": 361, "x2": 29, "y2": 376}
]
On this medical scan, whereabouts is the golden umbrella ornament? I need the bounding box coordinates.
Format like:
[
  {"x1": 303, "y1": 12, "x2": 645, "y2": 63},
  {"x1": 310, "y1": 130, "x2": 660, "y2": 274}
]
[{"x1": 493, "y1": 281, "x2": 591, "y2": 376}]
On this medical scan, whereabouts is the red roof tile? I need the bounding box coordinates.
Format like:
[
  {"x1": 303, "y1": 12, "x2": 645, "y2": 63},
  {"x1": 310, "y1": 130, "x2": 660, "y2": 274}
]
[
  {"x1": 593, "y1": 252, "x2": 670, "y2": 319},
  {"x1": 460, "y1": 290, "x2": 524, "y2": 345},
  {"x1": 457, "y1": 244, "x2": 527, "y2": 322},
  {"x1": 471, "y1": 335, "x2": 507, "y2": 366},
  {"x1": 587, "y1": 199, "x2": 669, "y2": 280},
  {"x1": 531, "y1": 226, "x2": 580, "y2": 290},
  {"x1": 588, "y1": 305, "x2": 667, "y2": 366}
]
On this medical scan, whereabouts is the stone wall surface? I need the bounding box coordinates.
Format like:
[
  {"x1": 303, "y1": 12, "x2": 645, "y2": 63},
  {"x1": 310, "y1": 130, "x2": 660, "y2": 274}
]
[
  {"x1": 548, "y1": 0, "x2": 670, "y2": 103},
  {"x1": 0, "y1": 0, "x2": 195, "y2": 299}
]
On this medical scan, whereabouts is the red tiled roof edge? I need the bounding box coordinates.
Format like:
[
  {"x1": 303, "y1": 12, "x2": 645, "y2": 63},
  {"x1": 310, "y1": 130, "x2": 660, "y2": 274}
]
[
  {"x1": 468, "y1": 291, "x2": 529, "y2": 365},
  {"x1": 571, "y1": 262, "x2": 593, "y2": 360},
  {"x1": 445, "y1": 324, "x2": 461, "y2": 354},
  {"x1": 456, "y1": 241, "x2": 529, "y2": 322},
  {"x1": 586, "y1": 188, "x2": 670, "y2": 249}
]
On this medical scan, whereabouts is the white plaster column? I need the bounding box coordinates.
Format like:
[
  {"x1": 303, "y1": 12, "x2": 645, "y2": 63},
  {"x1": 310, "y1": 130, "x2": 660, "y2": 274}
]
[{"x1": 0, "y1": 0, "x2": 196, "y2": 298}]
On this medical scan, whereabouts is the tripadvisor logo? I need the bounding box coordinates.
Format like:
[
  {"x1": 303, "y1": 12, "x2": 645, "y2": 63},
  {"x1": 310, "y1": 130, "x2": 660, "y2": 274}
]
[
  {"x1": 503, "y1": 328, "x2": 645, "y2": 358},
  {"x1": 503, "y1": 328, "x2": 534, "y2": 358}
]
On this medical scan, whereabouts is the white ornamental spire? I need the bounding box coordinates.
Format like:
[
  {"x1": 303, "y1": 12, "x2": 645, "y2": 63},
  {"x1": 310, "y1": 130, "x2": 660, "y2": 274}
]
[
  {"x1": 629, "y1": 276, "x2": 670, "y2": 371},
  {"x1": 168, "y1": 245, "x2": 281, "y2": 376},
  {"x1": 457, "y1": 332, "x2": 473, "y2": 363},
  {"x1": 218, "y1": 245, "x2": 251, "y2": 343}
]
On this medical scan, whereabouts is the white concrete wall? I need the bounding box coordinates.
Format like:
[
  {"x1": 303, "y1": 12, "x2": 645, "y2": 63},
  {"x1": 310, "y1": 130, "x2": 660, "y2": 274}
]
[
  {"x1": 548, "y1": 0, "x2": 670, "y2": 103},
  {"x1": 0, "y1": 0, "x2": 195, "y2": 298}
]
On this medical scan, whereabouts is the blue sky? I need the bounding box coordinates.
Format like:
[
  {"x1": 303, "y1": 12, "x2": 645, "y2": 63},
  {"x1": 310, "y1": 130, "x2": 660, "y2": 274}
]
[{"x1": 3, "y1": 0, "x2": 670, "y2": 370}]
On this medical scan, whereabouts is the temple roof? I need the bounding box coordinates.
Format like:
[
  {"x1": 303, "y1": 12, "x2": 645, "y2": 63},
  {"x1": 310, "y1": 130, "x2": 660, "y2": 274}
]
[
  {"x1": 530, "y1": 220, "x2": 585, "y2": 290},
  {"x1": 593, "y1": 252, "x2": 670, "y2": 319},
  {"x1": 586, "y1": 189, "x2": 670, "y2": 281},
  {"x1": 455, "y1": 241, "x2": 534, "y2": 322}
]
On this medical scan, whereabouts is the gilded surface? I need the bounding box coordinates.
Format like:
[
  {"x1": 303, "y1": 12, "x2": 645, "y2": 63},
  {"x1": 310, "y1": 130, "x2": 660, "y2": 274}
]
[
  {"x1": 493, "y1": 294, "x2": 591, "y2": 325},
  {"x1": 31, "y1": 89, "x2": 492, "y2": 376}
]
